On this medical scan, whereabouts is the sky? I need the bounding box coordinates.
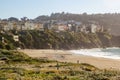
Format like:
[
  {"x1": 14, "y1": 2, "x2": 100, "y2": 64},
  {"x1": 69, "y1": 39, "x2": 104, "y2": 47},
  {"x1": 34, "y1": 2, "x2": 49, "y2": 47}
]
[{"x1": 1, "y1": 0, "x2": 120, "y2": 19}]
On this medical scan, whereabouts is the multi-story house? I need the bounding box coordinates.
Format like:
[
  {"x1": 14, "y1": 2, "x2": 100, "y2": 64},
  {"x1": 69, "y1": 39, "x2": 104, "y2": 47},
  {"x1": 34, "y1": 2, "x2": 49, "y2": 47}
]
[
  {"x1": 0, "y1": 19, "x2": 104, "y2": 34},
  {"x1": 80, "y1": 25, "x2": 88, "y2": 33},
  {"x1": 67, "y1": 21, "x2": 81, "y2": 32},
  {"x1": 3, "y1": 21, "x2": 18, "y2": 31},
  {"x1": 35, "y1": 23, "x2": 44, "y2": 31},
  {"x1": 58, "y1": 24, "x2": 68, "y2": 31},
  {"x1": 79, "y1": 21, "x2": 103, "y2": 33},
  {"x1": 51, "y1": 20, "x2": 68, "y2": 32},
  {"x1": 90, "y1": 24, "x2": 98, "y2": 33},
  {"x1": 24, "y1": 21, "x2": 35, "y2": 30}
]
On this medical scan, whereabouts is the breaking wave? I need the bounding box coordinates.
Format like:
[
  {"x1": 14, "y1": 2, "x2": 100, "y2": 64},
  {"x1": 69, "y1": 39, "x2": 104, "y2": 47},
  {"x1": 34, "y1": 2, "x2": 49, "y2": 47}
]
[{"x1": 70, "y1": 47, "x2": 120, "y2": 59}]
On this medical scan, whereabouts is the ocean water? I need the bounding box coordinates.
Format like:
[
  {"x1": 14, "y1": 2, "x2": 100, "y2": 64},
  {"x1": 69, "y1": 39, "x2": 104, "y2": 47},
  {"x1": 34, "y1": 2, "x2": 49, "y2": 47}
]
[{"x1": 70, "y1": 47, "x2": 120, "y2": 59}]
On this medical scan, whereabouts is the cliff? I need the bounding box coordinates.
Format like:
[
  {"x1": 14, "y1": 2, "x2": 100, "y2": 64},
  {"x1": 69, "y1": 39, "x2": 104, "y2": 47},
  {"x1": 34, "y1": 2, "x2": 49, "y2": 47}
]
[{"x1": 1, "y1": 30, "x2": 119, "y2": 50}]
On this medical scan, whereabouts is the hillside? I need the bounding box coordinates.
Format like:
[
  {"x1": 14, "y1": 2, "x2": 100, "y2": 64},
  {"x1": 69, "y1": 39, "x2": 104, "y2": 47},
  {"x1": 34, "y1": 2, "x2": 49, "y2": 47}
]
[
  {"x1": 35, "y1": 13, "x2": 120, "y2": 36},
  {"x1": 0, "y1": 49, "x2": 120, "y2": 80},
  {"x1": 1, "y1": 30, "x2": 119, "y2": 50}
]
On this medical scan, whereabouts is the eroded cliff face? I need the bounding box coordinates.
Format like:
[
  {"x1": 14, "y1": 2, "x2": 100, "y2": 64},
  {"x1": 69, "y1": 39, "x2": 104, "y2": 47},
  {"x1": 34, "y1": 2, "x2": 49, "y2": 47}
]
[
  {"x1": 111, "y1": 36, "x2": 120, "y2": 47},
  {"x1": 0, "y1": 30, "x2": 119, "y2": 50}
]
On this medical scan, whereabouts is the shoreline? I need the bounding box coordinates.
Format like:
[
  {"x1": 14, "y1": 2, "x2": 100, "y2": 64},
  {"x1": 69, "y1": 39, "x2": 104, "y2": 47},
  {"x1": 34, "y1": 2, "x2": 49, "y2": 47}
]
[
  {"x1": 70, "y1": 48, "x2": 120, "y2": 60},
  {"x1": 19, "y1": 49, "x2": 120, "y2": 70}
]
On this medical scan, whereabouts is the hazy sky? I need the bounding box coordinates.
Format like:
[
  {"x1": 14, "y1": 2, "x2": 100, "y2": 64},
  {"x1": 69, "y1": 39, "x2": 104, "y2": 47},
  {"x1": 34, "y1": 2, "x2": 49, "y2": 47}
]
[{"x1": 1, "y1": 0, "x2": 120, "y2": 19}]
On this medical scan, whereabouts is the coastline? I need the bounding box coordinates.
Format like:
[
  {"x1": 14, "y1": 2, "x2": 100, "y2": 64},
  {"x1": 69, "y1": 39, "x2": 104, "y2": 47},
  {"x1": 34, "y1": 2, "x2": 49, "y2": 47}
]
[
  {"x1": 70, "y1": 47, "x2": 120, "y2": 59},
  {"x1": 19, "y1": 49, "x2": 120, "y2": 70}
]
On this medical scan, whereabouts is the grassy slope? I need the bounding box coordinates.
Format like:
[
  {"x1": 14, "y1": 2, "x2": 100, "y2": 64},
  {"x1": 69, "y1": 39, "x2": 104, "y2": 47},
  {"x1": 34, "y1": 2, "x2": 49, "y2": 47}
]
[{"x1": 0, "y1": 50, "x2": 120, "y2": 80}]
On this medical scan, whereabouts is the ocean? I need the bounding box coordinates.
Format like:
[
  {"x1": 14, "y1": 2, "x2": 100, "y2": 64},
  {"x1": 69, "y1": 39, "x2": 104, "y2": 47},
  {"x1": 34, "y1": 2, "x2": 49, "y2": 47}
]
[{"x1": 70, "y1": 47, "x2": 120, "y2": 59}]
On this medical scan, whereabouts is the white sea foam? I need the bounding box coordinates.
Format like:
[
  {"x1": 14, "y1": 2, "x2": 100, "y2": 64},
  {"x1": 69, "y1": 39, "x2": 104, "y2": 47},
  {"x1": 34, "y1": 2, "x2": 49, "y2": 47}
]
[{"x1": 70, "y1": 47, "x2": 120, "y2": 59}]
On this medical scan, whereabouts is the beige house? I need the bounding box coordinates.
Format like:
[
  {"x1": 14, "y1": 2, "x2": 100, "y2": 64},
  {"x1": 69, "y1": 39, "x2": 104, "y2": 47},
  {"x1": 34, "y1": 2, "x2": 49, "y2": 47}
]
[
  {"x1": 24, "y1": 22, "x2": 35, "y2": 30},
  {"x1": 57, "y1": 24, "x2": 68, "y2": 31},
  {"x1": 13, "y1": 35, "x2": 19, "y2": 42},
  {"x1": 3, "y1": 22, "x2": 13, "y2": 31},
  {"x1": 35, "y1": 23, "x2": 44, "y2": 31}
]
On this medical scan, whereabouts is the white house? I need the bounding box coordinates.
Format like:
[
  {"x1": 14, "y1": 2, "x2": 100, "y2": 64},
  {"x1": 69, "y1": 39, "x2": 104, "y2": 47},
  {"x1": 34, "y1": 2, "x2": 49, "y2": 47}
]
[
  {"x1": 13, "y1": 35, "x2": 19, "y2": 42},
  {"x1": 90, "y1": 24, "x2": 97, "y2": 33},
  {"x1": 81, "y1": 25, "x2": 86, "y2": 32},
  {"x1": 3, "y1": 22, "x2": 14, "y2": 31},
  {"x1": 24, "y1": 21, "x2": 36, "y2": 30}
]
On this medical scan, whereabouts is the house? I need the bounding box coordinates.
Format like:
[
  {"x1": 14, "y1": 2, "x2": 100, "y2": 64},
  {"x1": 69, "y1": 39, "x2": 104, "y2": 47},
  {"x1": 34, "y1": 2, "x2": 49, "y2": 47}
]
[
  {"x1": 89, "y1": 23, "x2": 103, "y2": 33},
  {"x1": 51, "y1": 24, "x2": 58, "y2": 31},
  {"x1": 43, "y1": 22, "x2": 51, "y2": 30},
  {"x1": 51, "y1": 20, "x2": 68, "y2": 31},
  {"x1": 80, "y1": 21, "x2": 103, "y2": 33},
  {"x1": 67, "y1": 23, "x2": 77, "y2": 32},
  {"x1": 0, "y1": 37, "x2": 5, "y2": 43},
  {"x1": 58, "y1": 24, "x2": 67, "y2": 31},
  {"x1": 19, "y1": 21, "x2": 38, "y2": 30},
  {"x1": 90, "y1": 24, "x2": 97, "y2": 33},
  {"x1": 16, "y1": 23, "x2": 22, "y2": 31},
  {"x1": 80, "y1": 25, "x2": 87, "y2": 33},
  {"x1": 4, "y1": 25, "x2": 10, "y2": 31},
  {"x1": 2, "y1": 21, "x2": 19, "y2": 31},
  {"x1": 24, "y1": 21, "x2": 35, "y2": 30},
  {"x1": 35, "y1": 23, "x2": 44, "y2": 31},
  {"x1": 96, "y1": 25, "x2": 104, "y2": 32},
  {"x1": 67, "y1": 21, "x2": 81, "y2": 32},
  {"x1": 13, "y1": 35, "x2": 19, "y2": 42}
]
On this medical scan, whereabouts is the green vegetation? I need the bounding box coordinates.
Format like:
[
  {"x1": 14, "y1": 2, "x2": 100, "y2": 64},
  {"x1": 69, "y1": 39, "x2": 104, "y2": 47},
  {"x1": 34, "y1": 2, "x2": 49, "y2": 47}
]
[
  {"x1": 0, "y1": 30, "x2": 114, "y2": 50},
  {"x1": 0, "y1": 50, "x2": 120, "y2": 80},
  {"x1": 0, "y1": 49, "x2": 55, "y2": 64}
]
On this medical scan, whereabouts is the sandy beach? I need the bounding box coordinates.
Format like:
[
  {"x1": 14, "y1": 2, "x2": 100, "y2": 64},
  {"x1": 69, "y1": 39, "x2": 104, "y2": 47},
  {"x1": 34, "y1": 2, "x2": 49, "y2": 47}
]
[{"x1": 19, "y1": 49, "x2": 120, "y2": 70}]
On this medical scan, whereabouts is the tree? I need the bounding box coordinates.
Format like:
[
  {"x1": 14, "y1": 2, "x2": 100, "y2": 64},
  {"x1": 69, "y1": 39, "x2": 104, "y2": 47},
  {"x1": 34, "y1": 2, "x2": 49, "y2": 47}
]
[{"x1": 8, "y1": 17, "x2": 19, "y2": 22}]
